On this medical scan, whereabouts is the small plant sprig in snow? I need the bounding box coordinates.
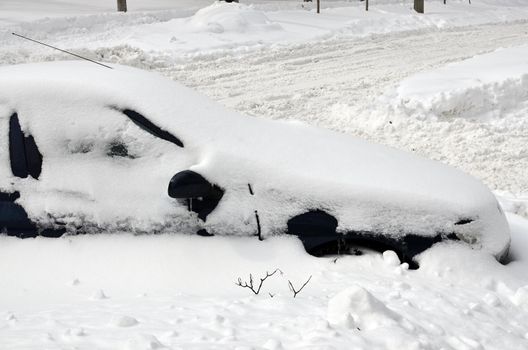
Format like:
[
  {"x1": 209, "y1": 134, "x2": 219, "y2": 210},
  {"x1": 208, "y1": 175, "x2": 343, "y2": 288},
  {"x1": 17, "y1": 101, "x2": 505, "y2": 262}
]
[
  {"x1": 235, "y1": 269, "x2": 313, "y2": 298},
  {"x1": 235, "y1": 269, "x2": 282, "y2": 295},
  {"x1": 288, "y1": 275, "x2": 313, "y2": 298}
]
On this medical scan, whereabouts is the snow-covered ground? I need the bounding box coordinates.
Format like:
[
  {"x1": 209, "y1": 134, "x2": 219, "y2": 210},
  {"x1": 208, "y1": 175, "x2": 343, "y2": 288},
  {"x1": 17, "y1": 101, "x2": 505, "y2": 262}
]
[
  {"x1": 1, "y1": 0, "x2": 528, "y2": 349},
  {"x1": 1, "y1": 219, "x2": 528, "y2": 350},
  {"x1": 3, "y1": 0, "x2": 528, "y2": 61}
]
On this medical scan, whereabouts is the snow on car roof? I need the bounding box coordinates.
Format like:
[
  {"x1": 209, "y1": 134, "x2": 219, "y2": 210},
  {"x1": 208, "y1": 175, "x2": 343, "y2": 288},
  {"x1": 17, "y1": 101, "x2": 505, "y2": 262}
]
[{"x1": 0, "y1": 61, "x2": 492, "y2": 204}]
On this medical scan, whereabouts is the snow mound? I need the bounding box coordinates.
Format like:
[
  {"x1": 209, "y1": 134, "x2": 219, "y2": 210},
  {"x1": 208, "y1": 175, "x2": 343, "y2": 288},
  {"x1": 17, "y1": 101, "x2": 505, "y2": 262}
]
[
  {"x1": 91, "y1": 289, "x2": 109, "y2": 300},
  {"x1": 125, "y1": 334, "x2": 166, "y2": 350},
  {"x1": 187, "y1": 2, "x2": 282, "y2": 34},
  {"x1": 327, "y1": 285, "x2": 400, "y2": 330},
  {"x1": 394, "y1": 46, "x2": 528, "y2": 121},
  {"x1": 382, "y1": 250, "x2": 401, "y2": 267},
  {"x1": 511, "y1": 286, "x2": 528, "y2": 310},
  {"x1": 113, "y1": 315, "x2": 139, "y2": 328}
]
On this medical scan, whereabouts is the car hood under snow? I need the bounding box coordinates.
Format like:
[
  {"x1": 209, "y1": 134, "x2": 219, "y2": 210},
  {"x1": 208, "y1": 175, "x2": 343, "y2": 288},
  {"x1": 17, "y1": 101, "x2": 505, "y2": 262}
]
[{"x1": 0, "y1": 61, "x2": 509, "y2": 258}]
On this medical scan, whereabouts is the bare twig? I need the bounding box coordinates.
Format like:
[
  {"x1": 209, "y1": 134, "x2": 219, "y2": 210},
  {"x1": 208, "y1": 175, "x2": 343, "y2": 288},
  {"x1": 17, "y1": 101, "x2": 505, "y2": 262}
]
[
  {"x1": 288, "y1": 275, "x2": 313, "y2": 298},
  {"x1": 235, "y1": 269, "x2": 282, "y2": 295}
]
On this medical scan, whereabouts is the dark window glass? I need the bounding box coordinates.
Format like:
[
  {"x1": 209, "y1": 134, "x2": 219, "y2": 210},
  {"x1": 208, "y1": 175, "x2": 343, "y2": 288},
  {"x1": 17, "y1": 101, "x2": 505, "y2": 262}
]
[
  {"x1": 107, "y1": 140, "x2": 135, "y2": 159},
  {"x1": 121, "y1": 109, "x2": 184, "y2": 148},
  {"x1": 9, "y1": 114, "x2": 28, "y2": 178},
  {"x1": 9, "y1": 113, "x2": 43, "y2": 179},
  {"x1": 24, "y1": 134, "x2": 43, "y2": 179}
]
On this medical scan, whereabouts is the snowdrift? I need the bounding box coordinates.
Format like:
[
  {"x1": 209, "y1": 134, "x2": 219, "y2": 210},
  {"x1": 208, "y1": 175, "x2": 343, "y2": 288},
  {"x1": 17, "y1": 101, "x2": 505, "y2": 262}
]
[
  {"x1": 187, "y1": 2, "x2": 282, "y2": 34},
  {"x1": 395, "y1": 45, "x2": 528, "y2": 121}
]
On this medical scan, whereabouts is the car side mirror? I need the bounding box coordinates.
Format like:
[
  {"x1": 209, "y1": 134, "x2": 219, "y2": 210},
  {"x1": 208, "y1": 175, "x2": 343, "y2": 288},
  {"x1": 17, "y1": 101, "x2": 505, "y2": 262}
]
[{"x1": 168, "y1": 170, "x2": 215, "y2": 199}]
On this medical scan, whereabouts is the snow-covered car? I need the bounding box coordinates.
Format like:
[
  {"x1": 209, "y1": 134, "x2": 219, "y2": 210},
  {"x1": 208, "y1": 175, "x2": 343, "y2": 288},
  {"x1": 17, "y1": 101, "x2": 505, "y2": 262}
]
[{"x1": 0, "y1": 61, "x2": 510, "y2": 267}]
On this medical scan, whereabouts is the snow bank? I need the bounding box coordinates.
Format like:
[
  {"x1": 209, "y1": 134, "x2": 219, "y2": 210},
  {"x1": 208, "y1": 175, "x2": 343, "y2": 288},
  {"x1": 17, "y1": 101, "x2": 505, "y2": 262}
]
[
  {"x1": 395, "y1": 45, "x2": 528, "y2": 121},
  {"x1": 4, "y1": 1, "x2": 528, "y2": 59},
  {"x1": 187, "y1": 2, "x2": 282, "y2": 34}
]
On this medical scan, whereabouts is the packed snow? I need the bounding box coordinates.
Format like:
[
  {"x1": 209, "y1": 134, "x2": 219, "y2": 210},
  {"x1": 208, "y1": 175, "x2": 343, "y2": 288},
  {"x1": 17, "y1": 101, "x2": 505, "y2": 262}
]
[{"x1": 1, "y1": 0, "x2": 528, "y2": 349}]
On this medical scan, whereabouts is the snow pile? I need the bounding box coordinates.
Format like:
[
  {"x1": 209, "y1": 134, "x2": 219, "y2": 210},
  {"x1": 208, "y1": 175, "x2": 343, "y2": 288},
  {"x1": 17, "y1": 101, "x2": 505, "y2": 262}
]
[
  {"x1": 327, "y1": 285, "x2": 400, "y2": 330},
  {"x1": 382, "y1": 250, "x2": 401, "y2": 267},
  {"x1": 187, "y1": 2, "x2": 282, "y2": 34},
  {"x1": 394, "y1": 45, "x2": 528, "y2": 121},
  {"x1": 511, "y1": 286, "x2": 528, "y2": 310},
  {"x1": 112, "y1": 315, "x2": 140, "y2": 328}
]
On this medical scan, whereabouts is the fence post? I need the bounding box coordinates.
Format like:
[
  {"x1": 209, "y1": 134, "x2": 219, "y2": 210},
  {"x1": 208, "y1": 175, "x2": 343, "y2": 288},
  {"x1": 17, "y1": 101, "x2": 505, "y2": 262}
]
[
  {"x1": 117, "y1": 0, "x2": 127, "y2": 12},
  {"x1": 414, "y1": 0, "x2": 424, "y2": 13}
]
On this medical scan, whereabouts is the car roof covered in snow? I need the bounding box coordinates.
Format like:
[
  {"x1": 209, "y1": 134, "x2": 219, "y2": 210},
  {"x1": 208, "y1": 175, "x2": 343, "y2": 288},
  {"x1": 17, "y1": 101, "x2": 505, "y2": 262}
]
[{"x1": 0, "y1": 61, "x2": 509, "y2": 255}]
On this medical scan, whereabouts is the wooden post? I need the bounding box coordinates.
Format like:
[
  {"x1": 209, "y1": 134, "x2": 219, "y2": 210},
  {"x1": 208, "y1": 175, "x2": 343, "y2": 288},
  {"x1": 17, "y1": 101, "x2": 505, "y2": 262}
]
[
  {"x1": 317, "y1": 0, "x2": 320, "y2": 14},
  {"x1": 414, "y1": 0, "x2": 424, "y2": 14},
  {"x1": 366, "y1": 0, "x2": 369, "y2": 11},
  {"x1": 117, "y1": 0, "x2": 127, "y2": 12}
]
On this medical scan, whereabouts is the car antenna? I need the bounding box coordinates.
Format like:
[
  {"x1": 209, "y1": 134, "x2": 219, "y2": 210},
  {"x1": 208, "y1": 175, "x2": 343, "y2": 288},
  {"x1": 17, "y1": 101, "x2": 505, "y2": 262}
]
[{"x1": 11, "y1": 32, "x2": 113, "y2": 70}]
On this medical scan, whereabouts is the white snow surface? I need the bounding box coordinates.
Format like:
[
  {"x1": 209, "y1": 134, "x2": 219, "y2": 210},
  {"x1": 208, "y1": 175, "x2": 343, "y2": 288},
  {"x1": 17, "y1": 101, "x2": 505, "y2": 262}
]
[
  {"x1": 0, "y1": 0, "x2": 214, "y2": 25},
  {"x1": 0, "y1": 216, "x2": 528, "y2": 349},
  {"x1": 3, "y1": 0, "x2": 528, "y2": 60},
  {"x1": 1, "y1": 1, "x2": 528, "y2": 349}
]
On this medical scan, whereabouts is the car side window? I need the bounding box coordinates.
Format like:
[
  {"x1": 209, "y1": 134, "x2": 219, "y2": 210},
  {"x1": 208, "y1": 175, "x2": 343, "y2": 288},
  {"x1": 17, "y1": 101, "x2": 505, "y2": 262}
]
[
  {"x1": 64, "y1": 108, "x2": 183, "y2": 162},
  {"x1": 9, "y1": 113, "x2": 43, "y2": 179},
  {"x1": 106, "y1": 140, "x2": 136, "y2": 159}
]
